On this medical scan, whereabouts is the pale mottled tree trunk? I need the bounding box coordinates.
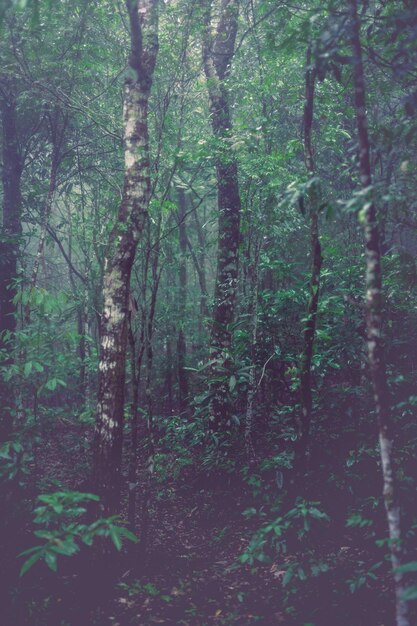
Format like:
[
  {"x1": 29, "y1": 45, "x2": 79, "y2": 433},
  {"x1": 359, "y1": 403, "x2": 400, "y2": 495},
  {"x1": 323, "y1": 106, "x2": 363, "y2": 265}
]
[
  {"x1": 93, "y1": 0, "x2": 159, "y2": 513},
  {"x1": 202, "y1": 0, "x2": 241, "y2": 432},
  {"x1": 349, "y1": 2, "x2": 409, "y2": 624}
]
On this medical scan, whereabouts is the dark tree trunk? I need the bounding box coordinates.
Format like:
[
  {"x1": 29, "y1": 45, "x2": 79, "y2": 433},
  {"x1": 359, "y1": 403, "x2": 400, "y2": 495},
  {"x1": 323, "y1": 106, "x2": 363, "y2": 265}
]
[
  {"x1": 93, "y1": 0, "x2": 159, "y2": 514},
  {"x1": 136, "y1": 215, "x2": 162, "y2": 547},
  {"x1": 164, "y1": 240, "x2": 175, "y2": 413},
  {"x1": 127, "y1": 302, "x2": 144, "y2": 530},
  {"x1": 202, "y1": 0, "x2": 241, "y2": 431},
  {"x1": 0, "y1": 88, "x2": 22, "y2": 440},
  {"x1": 0, "y1": 91, "x2": 21, "y2": 338},
  {"x1": 295, "y1": 48, "x2": 323, "y2": 475},
  {"x1": 176, "y1": 188, "x2": 188, "y2": 413},
  {"x1": 165, "y1": 333, "x2": 173, "y2": 414},
  {"x1": 349, "y1": 2, "x2": 408, "y2": 624}
]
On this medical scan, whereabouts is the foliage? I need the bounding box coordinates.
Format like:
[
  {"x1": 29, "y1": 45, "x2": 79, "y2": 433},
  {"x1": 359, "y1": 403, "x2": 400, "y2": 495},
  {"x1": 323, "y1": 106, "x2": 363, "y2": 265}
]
[
  {"x1": 19, "y1": 491, "x2": 137, "y2": 576},
  {"x1": 240, "y1": 499, "x2": 330, "y2": 565}
]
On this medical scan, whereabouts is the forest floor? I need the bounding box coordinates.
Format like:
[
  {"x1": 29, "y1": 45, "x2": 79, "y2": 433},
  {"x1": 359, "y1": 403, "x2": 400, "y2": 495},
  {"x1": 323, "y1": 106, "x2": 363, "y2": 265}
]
[
  {"x1": 4, "y1": 422, "x2": 396, "y2": 626},
  {"x1": 108, "y1": 479, "x2": 286, "y2": 626}
]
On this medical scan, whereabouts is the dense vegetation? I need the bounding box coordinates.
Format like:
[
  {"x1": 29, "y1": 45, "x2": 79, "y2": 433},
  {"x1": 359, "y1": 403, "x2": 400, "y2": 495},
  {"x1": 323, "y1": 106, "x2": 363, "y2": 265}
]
[{"x1": 1, "y1": 0, "x2": 417, "y2": 624}]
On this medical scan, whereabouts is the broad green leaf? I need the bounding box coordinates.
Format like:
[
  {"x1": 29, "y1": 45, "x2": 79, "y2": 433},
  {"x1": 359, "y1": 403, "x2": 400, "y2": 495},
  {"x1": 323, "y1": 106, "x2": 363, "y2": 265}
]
[
  {"x1": 109, "y1": 526, "x2": 122, "y2": 551},
  {"x1": 20, "y1": 551, "x2": 42, "y2": 577},
  {"x1": 118, "y1": 527, "x2": 138, "y2": 543},
  {"x1": 402, "y1": 586, "x2": 417, "y2": 601},
  {"x1": 45, "y1": 551, "x2": 57, "y2": 572},
  {"x1": 395, "y1": 562, "x2": 417, "y2": 574},
  {"x1": 23, "y1": 361, "x2": 33, "y2": 378}
]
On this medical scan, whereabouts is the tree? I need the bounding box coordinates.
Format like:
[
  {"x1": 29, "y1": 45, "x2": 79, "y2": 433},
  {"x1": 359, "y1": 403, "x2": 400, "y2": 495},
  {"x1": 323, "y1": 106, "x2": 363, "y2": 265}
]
[
  {"x1": 294, "y1": 42, "x2": 323, "y2": 477},
  {"x1": 176, "y1": 186, "x2": 189, "y2": 413},
  {"x1": 0, "y1": 84, "x2": 22, "y2": 439},
  {"x1": 349, "y1": 1, "x2": 409, "y2": 623},
  {"x1": 93, "y1": 0, "x2": 159, "y2": 513},
  {"x1": 2, "y1": 2, "x2": 417, "y2": 623},
  {"x1": 202, "y1": 0, "x2": 241, "y2": 432}
]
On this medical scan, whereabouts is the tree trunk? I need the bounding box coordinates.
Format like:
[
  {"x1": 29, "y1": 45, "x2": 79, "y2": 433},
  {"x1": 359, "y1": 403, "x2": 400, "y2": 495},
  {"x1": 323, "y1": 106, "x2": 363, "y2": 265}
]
[
  {"x1": 202, "y1": 0, "x2": 241, "y2": 432},
  {"x1": 0, "y1": 90, "x2": 22, "y2": 339},
  {"x1": 244, "y1": 244, "x2": 260, "y2": 462},
  {"x1": 127, "y1": 302, "x2": 144, "y2": 530},
  {"x1": 295, "y1": 48, "x2": 323, "y2": 475},
  {"x1": 164, "y1": 240, "x2": 175, "y2": 413},
  {"x1": 93, "y1": 0, "x2": 159, "y2": 514},
  {"x1": 0, "y1": 88, "x2": 22, "y2": 440},
  {"x1": 190, "y1": 207, "x2": 208, "y2": 348},
  {"x1": 349, "y1": 2, "x2": 409, "y2": 624},
  {"x1": 127, "y1": 214, "x2": 162, "y2": 543},
  {"x1": 176, "y1": 187, "x2": 188, "y2": 413}
]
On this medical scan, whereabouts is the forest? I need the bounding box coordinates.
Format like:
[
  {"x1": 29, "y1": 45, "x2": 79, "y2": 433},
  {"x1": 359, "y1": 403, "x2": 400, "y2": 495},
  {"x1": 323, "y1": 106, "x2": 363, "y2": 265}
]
[{"x1": 1, "y1": 0, "x2": 417, "y2": 624}]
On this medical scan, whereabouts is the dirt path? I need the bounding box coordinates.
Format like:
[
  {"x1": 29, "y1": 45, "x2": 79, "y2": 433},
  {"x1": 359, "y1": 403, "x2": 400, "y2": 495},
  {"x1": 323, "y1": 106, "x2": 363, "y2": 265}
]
[{"x1": 108, "y1": 482, "x2": 285, "y2": 626}]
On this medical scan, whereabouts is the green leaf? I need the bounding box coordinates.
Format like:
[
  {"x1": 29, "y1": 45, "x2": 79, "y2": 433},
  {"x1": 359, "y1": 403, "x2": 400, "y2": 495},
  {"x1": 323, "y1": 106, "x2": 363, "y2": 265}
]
[
  {"x1": 0, "y1": 444, "x2": 11, "y2": 459},
  {"x1": 395, "y1": 561, "x2": 417, "y2": 573},
  {"x1": 45, "y1": 378, "x2": 58, "y2": 391},
  {"x1": 309, "y1": 507, "x2": 329, "y2": 521},
  {"x1": 401, "y1": 586, "x2": 417, "y2": 601},
  {"x1": 45, "y1": 551, "x2": 57, "y2": 572},
  {"x1": 20, "y1": 551, "x2": 43, "y2": 576},
  {"x1": 81, "y1": 534, "x2": 94, "y2": 546},
  {"x1": 297, "y1": 567, "x2": 306, "y2": 581},
  {"x1": 34, "y1": 530, "x2": 55, "y2": 539},
  {"x1": 23, "y1": 361, "x2": 33, "y2": 378},
  {"x1": 50, "y1": 543, "x2": 76, "y2": 556},
  {"x1": 109, "y1": 526, "x2": 122, "y2": 551},
  {"x1": 118, "y1": 527, "x2": 138, "y2": 543}
]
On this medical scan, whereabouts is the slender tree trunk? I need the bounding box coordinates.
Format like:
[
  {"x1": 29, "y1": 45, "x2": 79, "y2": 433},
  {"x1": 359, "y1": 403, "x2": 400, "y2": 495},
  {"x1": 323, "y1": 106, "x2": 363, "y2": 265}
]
[
  {"x1": 0, "y1": 89, "x2": 22, "y2": 440},
  {"x1": 138, "y1": 316, "x2": 156, "y2": 553},
  {"x1": 93, "y1": 0, "x2": 159, "y2": 513},
  {"x1": 176, "y1": 188, "x2": 188, "y2": 413},
  {"x1": 165, "y1": 333, "x2": 173, "y2": 413},
  {"x1": 137, "y1": 216, "x2": 162, "y2": 548},
  {"x1": 0, "y1": 91, "x2": 22, "y2": 340},
  {"x1": 349, "y1": 3, "x2": 408, "y2": 624},
  {"x1": 68, "y1": 252, "x2": 88, "y2": 402},
  {"x1": 190, "y1": 208, "x2": 208, "y2": 347},
  {"x1": 127, "y1": 302, "x2": 144, "y2": 530},
  {"x1": 202, "y1": 0, "x2": 241, "y2": 432},
  {"x1": 295, "y1": 48, "x2": 323, "y2": 475},
  {"x1": 244, "y1": 243, "x2": 260, "y2": 462},
  {"x1": 164, "y1": 242, "x2": 175, "y2": 413},
  {"x1": 187, "y1": 235, "x2": 208, "y2": 317}
]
